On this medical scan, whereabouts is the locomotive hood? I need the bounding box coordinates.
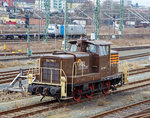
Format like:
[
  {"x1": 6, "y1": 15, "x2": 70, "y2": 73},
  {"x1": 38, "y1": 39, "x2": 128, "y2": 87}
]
[
  {"x1": 40, "y1": 51, "x2": 90, "y2": 60},
  {"x1": 40, "y1": 51, "x2": 91, "y2": 77}
]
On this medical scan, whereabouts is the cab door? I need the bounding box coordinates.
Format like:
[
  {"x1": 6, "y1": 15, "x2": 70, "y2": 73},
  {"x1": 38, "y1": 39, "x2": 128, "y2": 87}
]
[
  {"x1": 86, "y1": 43, "x2": 99, "y2": 73},
  {"x1": 99, "y1": 45, "x2": 110, "y2": 78}
]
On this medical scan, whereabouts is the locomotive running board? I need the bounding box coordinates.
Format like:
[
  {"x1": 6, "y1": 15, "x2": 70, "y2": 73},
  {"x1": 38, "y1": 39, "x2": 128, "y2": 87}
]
[{"x1": 60, "y1": 97, "x2": 73, "y2": 100}]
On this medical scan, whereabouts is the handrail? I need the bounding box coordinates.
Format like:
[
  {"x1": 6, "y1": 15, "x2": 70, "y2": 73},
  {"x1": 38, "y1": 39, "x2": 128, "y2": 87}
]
[
  {"x1": 40, "y1": 67, "x2": 67, "y2": 80},
  {"x1": 40, "y1": 67, "x2": 68, "y2": 95},
  {"x1": 71, "y1": 61, "x2": 84, "y2": 91},
  {"x1": 72, "y1": 62, "x2": 77, "y2": 91},
  {"x1": 27, "y1": 68, "x2": 40, "y2": 77}
]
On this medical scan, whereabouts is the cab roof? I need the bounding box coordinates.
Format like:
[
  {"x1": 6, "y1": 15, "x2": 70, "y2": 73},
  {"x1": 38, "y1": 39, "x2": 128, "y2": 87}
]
[{"x1": 69, "y1": 40, "x2": 112, "y2": 46}]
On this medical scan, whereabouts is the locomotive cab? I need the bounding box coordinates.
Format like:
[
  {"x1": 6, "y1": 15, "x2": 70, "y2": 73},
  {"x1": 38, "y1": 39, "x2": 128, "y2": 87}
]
[
  {"x1": 28, "y1": 39, "x2": 124, "y2": 101},
  {"x1": 69, "y1": 40, "x2": 111, "y2": 76}
]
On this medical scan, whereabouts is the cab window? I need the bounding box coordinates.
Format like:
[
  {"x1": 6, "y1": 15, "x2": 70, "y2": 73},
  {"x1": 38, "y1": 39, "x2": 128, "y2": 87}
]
[
  {"x1": 70, "y1": 44, "x2": 77, "y2": 52},
  {"x1": 99, "y1": 45, "x2": 109, "y2": 56},
  {"x1": 86, "y1": 44, "x2": 97, "y2": 53}
]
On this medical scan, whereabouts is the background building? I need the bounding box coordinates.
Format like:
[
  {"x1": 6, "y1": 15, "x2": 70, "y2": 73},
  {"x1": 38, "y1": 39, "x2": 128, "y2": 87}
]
[
  {"x1": 0, "y1": 0, "x2": 13, "y2": 7},
  {"x1": 35, "y1": 0, "x2": 64, "y2": 12},
  {"x1": 124, "y1": 0, "x2": 132, "y2": 7},
  {"x1": 35, "y1": 0, "x2": 87, "y2": 12},
  {"x1": 68, "y1": 0, "x2": 87, "y2": 9},
  {"x1": 13, "y1": 0, "x2": 35, "y2": 8}
]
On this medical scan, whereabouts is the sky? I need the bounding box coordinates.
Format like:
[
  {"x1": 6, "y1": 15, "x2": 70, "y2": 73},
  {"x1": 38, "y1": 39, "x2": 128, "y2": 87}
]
[
  {"x1": 99, "y1": 0, "x2": 149, "y2": 7},
  {"x1": 131, "y1": 0, "x2": 148, "y2": 7}
]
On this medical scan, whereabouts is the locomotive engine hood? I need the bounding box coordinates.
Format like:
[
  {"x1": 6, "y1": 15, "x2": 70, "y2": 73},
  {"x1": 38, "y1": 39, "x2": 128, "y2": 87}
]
[
  {"x1": 42, "y1": 51, "x2": 90, "y2": 59},
  {"x1": 40, "y1": 51, "x2": 90, "y2": 76}
]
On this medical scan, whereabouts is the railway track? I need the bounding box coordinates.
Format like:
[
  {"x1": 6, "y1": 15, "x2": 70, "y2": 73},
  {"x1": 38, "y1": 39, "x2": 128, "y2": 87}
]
[
  {"x1": 128, "y1": 65, "x2": 150, "y2": 76},
  {"x1": 124, "y1": 108, "x2": 150, "y2": 118},
  {"x1": 0, "y1": 51, "x2": 149, "y2": 62},
  {"x1": 0, "y1": 33, "x2": 150, "y2": 40},
  {"x1": 0, "y1": 51, "x2": 53, "y2": 56},
  {"x1": 0, "y1": 68, "x2": 34, "y2": 84},
  {"x1": 112, "y1": 45, "x2": 150, "y2": 51},
  {"x1": 119, "y1": 52, "x2": 150, "y2": 60},
  {"x1": 90, "y1": 98, "x2": 150, "y2": 118},
  {"x1": 89, "y1": 80, "x2": 150, "y2": 118},
  {"x1": 0, "y1": 99, "x2": 58, "y2": 118},
  {"x1": 0, "y1": 77, "x2": 150, "y2": 118},
  {"x1": 0, "y1": 65, "x2": 149, "y2": 85},
  {"x1": 0, "y1": 39, "x2": 64, "y2": 43}
]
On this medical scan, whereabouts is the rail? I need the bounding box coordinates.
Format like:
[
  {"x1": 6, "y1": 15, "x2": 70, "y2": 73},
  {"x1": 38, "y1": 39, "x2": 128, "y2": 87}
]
[
  {"x1": 90, "y1": 98, "x2": 150, "y2": 118},
  {"x1": 1, "y1": 77, "x2": 150, "y2": 117},
  {"x1": 0, "y1": 65, "x2": 150, "y2": 85},
  {"x1": 1, "y1": 33, "x2": 150, "y2": 40}
]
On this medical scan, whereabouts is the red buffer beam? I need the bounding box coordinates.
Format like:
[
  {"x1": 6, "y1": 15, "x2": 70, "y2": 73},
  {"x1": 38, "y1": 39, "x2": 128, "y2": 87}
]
[
  {"x1": 2, "y1": 0, "x2": 13, "y2": 7},
  {"x1": 8, "y1": 0, "x2": 13, "y2": 7}
]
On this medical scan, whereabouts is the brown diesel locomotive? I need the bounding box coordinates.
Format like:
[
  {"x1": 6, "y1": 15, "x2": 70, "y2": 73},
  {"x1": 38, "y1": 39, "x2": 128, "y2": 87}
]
[{"x1": 28, "y1": 39, "x2": 124, "y2": 101}]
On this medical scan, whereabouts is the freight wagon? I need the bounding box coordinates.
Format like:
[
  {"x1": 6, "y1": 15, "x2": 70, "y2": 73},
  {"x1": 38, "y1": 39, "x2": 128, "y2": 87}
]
[{"x1": 48, "y1": 24, "x2": 86, "y2": 38}]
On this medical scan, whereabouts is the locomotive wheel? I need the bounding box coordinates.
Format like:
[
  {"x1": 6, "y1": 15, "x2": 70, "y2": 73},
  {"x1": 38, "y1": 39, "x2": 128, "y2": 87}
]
[
  {"x1": 86, "y1": 84, "x2": 94, "y2": 98},
  {"x1": 73, "y1": 88, "x2": 82, "y2": 102},
  {"x1": 102, "y1": 81, "x2": 110, "y2": 94}
]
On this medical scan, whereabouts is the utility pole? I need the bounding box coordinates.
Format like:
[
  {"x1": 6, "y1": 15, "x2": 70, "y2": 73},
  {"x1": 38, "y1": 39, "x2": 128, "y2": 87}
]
[
  {"x1": 44, "y1": 0, "x2": 50, "y2": 43},
  {"x1": 119, "y1": 0, "x2": 124, "y2": 39},
  {"x1": 94, "y1": 0, "x2": 100, "y2": 40},
  {"x1": 64, "y1": 0, "x2": 68, "y2": 51}
]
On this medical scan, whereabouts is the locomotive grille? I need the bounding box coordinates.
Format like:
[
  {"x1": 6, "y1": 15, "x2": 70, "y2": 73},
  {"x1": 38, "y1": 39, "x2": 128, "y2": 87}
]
[
  {"x1": 42, "y1": 61, "x2": 60, "y2": 83},
  {"x1": 111, "y1": 54, "x2": 119, "y2": 65}
]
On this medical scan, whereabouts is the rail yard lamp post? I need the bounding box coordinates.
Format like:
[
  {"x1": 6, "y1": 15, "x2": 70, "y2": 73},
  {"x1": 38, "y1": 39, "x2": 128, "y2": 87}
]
[
  {"x1": 64, "y1": 0, "x2": 68, "y2": 52},
  {"x1": 94, "y1": 0, "x2": 100, "y2": 40},
  {"x1": 44, "y1": 0, "x2": 50, "y2": 43},
  {"x1": 119, "y1": 0, "x2": 124, "y2": 39},
  {"x1": 25, "y1": 12, "x2": 32, "y2": 56}
]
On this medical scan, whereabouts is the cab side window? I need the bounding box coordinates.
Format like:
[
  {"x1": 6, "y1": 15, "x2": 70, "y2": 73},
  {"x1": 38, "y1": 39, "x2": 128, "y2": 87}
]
[
  {"x1": 70, "y1": 44, "x2": 77, "y2": 52},
  {"x1": 86, "y1": 44, "x2": 97, "y2": 53},
  {"x1": 99, "y1": 46, "x2": 109, "y2": 56}
]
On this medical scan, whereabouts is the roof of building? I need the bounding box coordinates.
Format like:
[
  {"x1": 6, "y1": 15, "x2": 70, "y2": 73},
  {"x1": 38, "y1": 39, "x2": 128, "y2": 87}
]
[
  {"x1": 68, "y1": 0, "x2": 87, "y2": 3},
  {"x1": 13, "y1": 0, "x2": 35, "y2": 3}
]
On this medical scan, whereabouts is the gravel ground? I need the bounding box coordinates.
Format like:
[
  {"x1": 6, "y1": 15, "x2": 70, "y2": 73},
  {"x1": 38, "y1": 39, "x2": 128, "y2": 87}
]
[
  {"x1": 0, "y1": 94, "x2": 53, "y2": 112},
  {"x1": 0, "y1": 91, "x2": 30, "y2": 103},
  {"x1": 128, "y1": 72, "x2": 150, "y2": 83},
  {"x1": 30, "y1": 85, "x2": 150, "y2": 118},
  {"x1": 0, "y1": 79, "x2": 28, "y2": 92},
  {"x1": 118, "y1": 49, "x2": 150, "y2": 57},
  {"x1": 105, "y1": 102, "x2": 150, "y2": 118},
  {"x1": 0, "y1": 44, "x2": 150, "y2": 117},
  {"x1": 0, "y1": 60, "x2": 35, "y2": 72}
]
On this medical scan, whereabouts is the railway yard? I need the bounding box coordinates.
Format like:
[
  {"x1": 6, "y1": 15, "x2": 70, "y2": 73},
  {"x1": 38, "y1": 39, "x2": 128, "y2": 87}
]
[
  {"x1": 0, "y1": 0, "x2": 150, "y2": 118},
  {"x1": 0, "y1": 35, "x2": 149, "y2": 118}
]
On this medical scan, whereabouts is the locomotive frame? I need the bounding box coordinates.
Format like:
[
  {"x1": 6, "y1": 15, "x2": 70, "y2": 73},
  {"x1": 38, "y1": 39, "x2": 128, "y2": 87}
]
[{"x1": 28, "y1": 39, "x2": 125, "y2": 101}]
